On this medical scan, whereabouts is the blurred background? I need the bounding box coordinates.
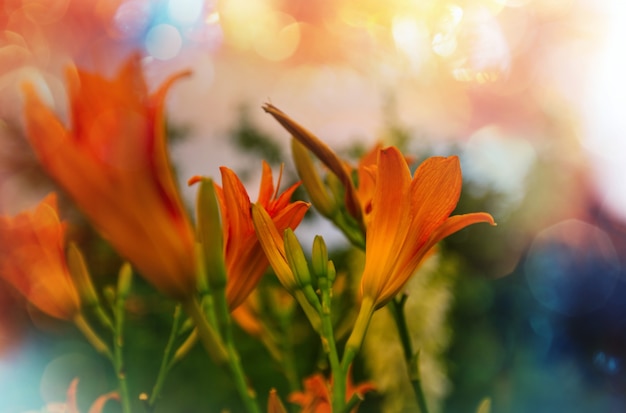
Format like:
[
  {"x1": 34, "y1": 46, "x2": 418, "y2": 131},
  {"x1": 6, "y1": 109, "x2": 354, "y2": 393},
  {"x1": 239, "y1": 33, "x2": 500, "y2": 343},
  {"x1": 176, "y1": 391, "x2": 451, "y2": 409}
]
[{"x1": 1, "y1": 0, "x2": 626, "y2": 412}]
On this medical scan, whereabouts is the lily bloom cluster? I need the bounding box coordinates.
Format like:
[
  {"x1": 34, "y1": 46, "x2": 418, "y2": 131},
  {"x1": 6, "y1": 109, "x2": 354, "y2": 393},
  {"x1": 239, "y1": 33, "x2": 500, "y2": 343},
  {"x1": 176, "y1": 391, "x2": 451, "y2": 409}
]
[{"x1": 0, "y1": 54, "x2": 495, "y2": 412}]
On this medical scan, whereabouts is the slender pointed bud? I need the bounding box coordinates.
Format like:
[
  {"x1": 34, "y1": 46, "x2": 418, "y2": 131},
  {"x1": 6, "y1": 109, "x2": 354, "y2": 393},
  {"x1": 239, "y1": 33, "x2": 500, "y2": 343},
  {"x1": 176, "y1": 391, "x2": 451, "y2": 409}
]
[
  {"x1": 291, "y1": 139, "x2": 336, "y2": 218},
  {"x1": 67, "y1": 243, "x2": 99, "y2": 307},
  {"x1": 103, "y1": 285, "x2": 116, "y2": 307},
  {"x1": 267, "y1": 389, "x2": 288, "y2": 413},
  {"x1": 311, "y1": 235, "x2": 328, "y2": 281},
  {"x1": 325, "y1": 172, "x2": 345, "y2": 209},
  {"x1": 195, "y1": 242, "x2": 209, "y2": 294},
  {"x1": 476, "y1": 398, "x2": 492, "y2": 413},
  {"x1": 284, "y1": 229, "x2": 311, "y2": 288},
  {"x1": 196, "y1": 177, "x2": 227, "y2": 290},
  {"x1": 251, "y1": 204, "x2": 298, "y2": 293},
  {"x1": 327, "y1": 260, "x2": 336, "y2": 284},
  {"x1": 263, "y1": 103, "x2": 362, "y2": 223},
  {"x1": 117, "y1": 263, "x2": 133, "y2": 299}
]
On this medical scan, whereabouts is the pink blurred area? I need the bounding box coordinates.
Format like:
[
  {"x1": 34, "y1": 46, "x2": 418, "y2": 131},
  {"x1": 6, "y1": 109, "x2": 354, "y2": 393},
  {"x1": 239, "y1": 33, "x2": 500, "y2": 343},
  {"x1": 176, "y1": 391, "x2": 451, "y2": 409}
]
[{"x1": 0, "y1": 0, "x2": 623, "y2": 265}]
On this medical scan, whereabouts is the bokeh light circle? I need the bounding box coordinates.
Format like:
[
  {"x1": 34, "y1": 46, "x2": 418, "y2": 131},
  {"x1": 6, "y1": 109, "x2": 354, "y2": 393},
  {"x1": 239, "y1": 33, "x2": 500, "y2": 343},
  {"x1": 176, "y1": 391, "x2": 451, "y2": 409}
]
[
  {"x1": 145, "y1": 24, "x2": 183, "y2": 60},
  {"x1": 167, "y1": 0, "x2": 204, "y2": 25},
  {"x1": 524, "y1": 220, "x2": 620, "y2": 316}
]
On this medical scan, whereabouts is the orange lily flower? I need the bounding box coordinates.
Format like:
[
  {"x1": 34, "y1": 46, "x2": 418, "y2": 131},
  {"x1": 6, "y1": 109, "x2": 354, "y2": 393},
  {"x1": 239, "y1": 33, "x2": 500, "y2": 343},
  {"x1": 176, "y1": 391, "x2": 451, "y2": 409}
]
[
  {"x1": 214, "y1": 162, "x2": 309, "y2": 310},
  {"x1": 0, "y1": 193, "x2": 80, "y2": 320},
  {"x1": 289, "y1": 370, "x2": 375, "y2": 413},
  {"x1": 353, "y1": 143, "x2": 381, "y2": 227},
  {"x1": 22, "y1": 55, "x2": 197, "y2": 300},
  {"x1": 361, "y1": 146, "x2": 496, "y2": 309}
]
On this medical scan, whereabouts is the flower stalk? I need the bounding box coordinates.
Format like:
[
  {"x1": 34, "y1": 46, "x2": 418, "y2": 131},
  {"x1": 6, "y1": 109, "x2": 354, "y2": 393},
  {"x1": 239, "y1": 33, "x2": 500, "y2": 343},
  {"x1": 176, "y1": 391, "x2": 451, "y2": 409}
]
[
  {"x1": 196, "y1": 177, "x2": 261, "y2": 413},
  {"x1": 113, "y1": 263, "x2": 133, "y2": 413},
  {"x1": 181, "y1": 297, "x2": 228, "y2": 363},
  {"x1": 342, "y1": 297, "x2": 374, "y2": 374},
  {"x1": 389, "y1": 296, "x2": 430, "y2": 413},
  {"x1": 147, "y1": 304, "x2": 185, "y2": 410},
  {"x1": 318, "y1": 271, "x2": 345, "y2": 412},
  {"x1": 73, "y1": 313, "x2": 112, "y2": 360}
]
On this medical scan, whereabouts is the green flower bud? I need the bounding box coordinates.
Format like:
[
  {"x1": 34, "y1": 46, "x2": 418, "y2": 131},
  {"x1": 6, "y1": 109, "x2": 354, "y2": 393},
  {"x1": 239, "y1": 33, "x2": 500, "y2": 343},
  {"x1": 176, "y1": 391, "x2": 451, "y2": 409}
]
[
  {"x1": 291, "y1": 139, "x2": 337, "y2": 218},
  {"x1": 284, "y1": 228, "x2": 311, "y2": 288},
  {"x1": 117, "y1": 262, "x2": 133, "y2": 299},
  {"x1": 195, "y1": 177, "x2": 227, "y2": 290},
  {"x1": 311, "y1": 235, "x2": 328, "y2": 281}
]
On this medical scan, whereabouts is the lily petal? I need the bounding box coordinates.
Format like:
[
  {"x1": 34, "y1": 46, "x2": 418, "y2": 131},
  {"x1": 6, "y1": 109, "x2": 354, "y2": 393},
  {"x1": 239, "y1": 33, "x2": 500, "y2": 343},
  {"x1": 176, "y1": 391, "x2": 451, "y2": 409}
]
[{"x1": 361, "y1": 147, "x2": 412, "y2": 302}]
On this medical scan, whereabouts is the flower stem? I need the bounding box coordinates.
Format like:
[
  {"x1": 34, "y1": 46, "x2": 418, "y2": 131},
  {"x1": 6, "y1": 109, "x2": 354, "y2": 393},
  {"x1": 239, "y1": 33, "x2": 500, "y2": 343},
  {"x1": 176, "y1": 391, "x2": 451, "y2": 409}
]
[
  {"x1": 225, "y1": 340, "x2": 261, "y2": 413},
  {"x1": 390, "y1": 297, "x2": 429, "y2": 413},
  {"x1": 214, "y1": 290, "x2": 261, "y2": 413},
  {"x1": 113, "y1": 278, "x2": 132, "y2": 413},
  {"x1": 317, "y1": 279, "x2": 344, "y2": 412},
  {"x1": 73, "y1": 313, "x2": 112, "y2": 360},
  {"x1": 181, "y1": 297, "x2": 228, "y2": 364},
  {"x1": 341, "y1": 297, "x2": 374, "y2": 373},
  {"x1": 147, "y1": 304, "x2": 184, "y2": 409},
  {"x1": 342, "y1": 392, "x2": 365, "y2": 413},
  {"x1": 277, "y1": 311, "x2": 301, "y2": 393}
]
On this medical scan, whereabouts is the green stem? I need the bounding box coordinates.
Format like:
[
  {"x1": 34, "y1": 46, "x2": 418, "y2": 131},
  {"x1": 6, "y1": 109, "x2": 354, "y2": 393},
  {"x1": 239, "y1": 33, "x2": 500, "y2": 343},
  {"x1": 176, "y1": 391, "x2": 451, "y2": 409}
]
[
  {"x1": 318, "y1": 280, "x2": 344, "y2": 412},
  {"x1": 73, "y1": 314, "x2": 112, "y2": 360},
  {"x1": 390, "y1": 297, "x2": 429, "y2": 413},
  {"x1": 181, "y1": 297, "x2": 228, "y2": 364},
  {"x1": 294, "y1": 289, "x2": 322, "y2": 333},
  {"x1": 341, "y1": 297, "x2": 374, "y2": 374},
  {"x1": 278, "y1": 312, "x2": 301, "y2": 394},
  {"x1": 225, "y1": 340, "x2": 261, "y2": 413},
  {"x1": 214, "y1": 291, "x2": 261, "y2": 413},
  {"x1": 113, "y1": 287, "x2": 132, "y2": 413},
  {"x1": 342, "y1": 392, "x2": 365, "y2": 413},
  {"x1": 333, "y1": 212, "x2": 365, "y2": 250},
  {"x1": 172, "y1": 328, "x2": 198, "y2": 362},
  {"x1": 147, "y1": 305, "x2": 184, "y2": 409}
]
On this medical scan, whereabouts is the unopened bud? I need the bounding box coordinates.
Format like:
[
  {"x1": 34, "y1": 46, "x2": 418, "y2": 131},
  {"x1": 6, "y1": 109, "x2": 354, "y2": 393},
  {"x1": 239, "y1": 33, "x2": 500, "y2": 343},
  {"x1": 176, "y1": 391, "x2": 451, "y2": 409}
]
[
  {"x1": 267, "y1": 388, "x2": 288, "y2": 413},
  {"x1": 291, "y1": 139, "x2": 336, "y2": 218},
  {"x1": 284, "y1": 228, "x2": 311, "y2": 288},
  {"x1": 251, "y1": 204, "x2": 298, "y2": 293},
  {"x1": 195, "y1": 177, "x2": 227, "y2": 290},
  {"x1": 117, "y1": 262, "x2": 133, "y2": 299},
  {"x1": 67, "y1": 243, "x2": 99, "y2": 307},
  {"x1": 311, "y1": 235, "x2": 328, "y2": 281},
  {"x1": 327, "y1": 260, "x2": 336, "y2": 284}
]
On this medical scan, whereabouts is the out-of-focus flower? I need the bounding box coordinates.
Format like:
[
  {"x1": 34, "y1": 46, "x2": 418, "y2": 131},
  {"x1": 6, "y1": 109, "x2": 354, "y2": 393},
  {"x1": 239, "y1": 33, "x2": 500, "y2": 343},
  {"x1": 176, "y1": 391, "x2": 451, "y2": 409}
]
[
  {"x1": 0, "y1": 193, "x2": 80, "y2": 320},
  {"x1": 289, "y1": 370, "x2": 375, "y2": 413},
  {"x1": 42, "y1": 377, "x2": 119, "y2": 413},
  {"x1": 231, "y1": 285, "x2": 296, "y2": 363},
  {"x1": 231, "y1": 285, "x2": 295, "y2": 336},
  {"x1": 267, "y1": 388, "x2": 288, "y2": 413},
  {"x1": 22, "y1": 55, "x2": 197, "y2": 300},
  {"x1": 361, "y1": 147, "x2": 495, "y2": 309},
  {"x1": 212, "y1": 162, "x2": 309, "y2": 310},
  {"x1": 231, "y1": 292, "x2": 264, "y2": 338}
]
